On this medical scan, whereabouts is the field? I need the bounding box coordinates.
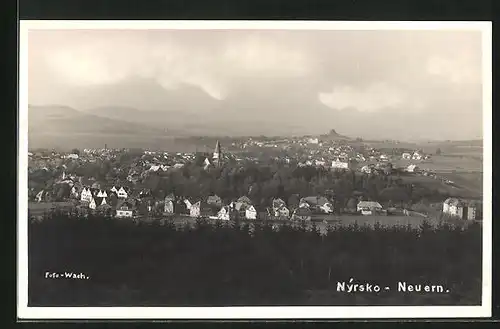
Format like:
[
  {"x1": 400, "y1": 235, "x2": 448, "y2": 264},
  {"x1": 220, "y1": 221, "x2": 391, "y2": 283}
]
[{"x1": 393, "y1": 155, "x2": 482, "y2": 173}]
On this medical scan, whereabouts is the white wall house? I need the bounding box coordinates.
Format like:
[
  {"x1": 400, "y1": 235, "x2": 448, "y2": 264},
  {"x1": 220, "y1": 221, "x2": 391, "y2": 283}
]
[
  {"x1": 273, "y1": 206, "x2": 290, "y2": 218},
  {"x1": 164, "y1": 200, "x2": 174, "y2": 214},
  {"x1": 402, "y1": 152, "x2": 412, "y2": 159},
  {"x1": 412, "y1": 152, "x2": 423, "y2": 160},
  {"x1": 80, "y1": 187, "x2": 93, "y2": 203},
  {"x1": 89, "y1": 197, "x2": 97, "y2": 210},
  {"x1": 71, "y1": 186, "x2": 79, "y2": 198},
  {"x1": 117, "y1": 187, "x2": 128, "y2": 199},
  {"x1": 443, "y1": 198, "x2": 477, "y2": 220},
  {"x1": 116, "y1": 208, "x2": 133, "y2": 218},
  {"x1": 331, "y1": 160, "x2": 349, "y2": 170},
  {"x1": 406, "y1": 164, "x2": 419, "y2": 173},
  {"x1": 217, "y1": 206, "x2": 231, "y2": 221},
  {"x1": 245, "y1": 205, "x2": 258, "y2": 220},
  {"x1": 189, "y1": 201, "x2": 202, "y2": 217},
  {"x1": 357, "y1": 201, "x2": 383, "y2": 215}
]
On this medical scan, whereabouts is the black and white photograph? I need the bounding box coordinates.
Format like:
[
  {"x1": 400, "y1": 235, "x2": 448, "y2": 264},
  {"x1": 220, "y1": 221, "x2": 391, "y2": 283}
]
[{"x1": 18, "y1": 21, "x2": 492, "y2": 319}]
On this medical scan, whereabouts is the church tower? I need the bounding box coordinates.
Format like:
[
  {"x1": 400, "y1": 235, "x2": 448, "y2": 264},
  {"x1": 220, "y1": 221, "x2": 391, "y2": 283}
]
[{"x1": 213, "y1": 140, "x2": 222, "y2": 167}]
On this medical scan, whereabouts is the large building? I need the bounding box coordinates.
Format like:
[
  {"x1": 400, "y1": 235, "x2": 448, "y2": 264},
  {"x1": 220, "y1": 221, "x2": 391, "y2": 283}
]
[{"x1": 443, "y1": 198, "x2": 478, "y2": 220}]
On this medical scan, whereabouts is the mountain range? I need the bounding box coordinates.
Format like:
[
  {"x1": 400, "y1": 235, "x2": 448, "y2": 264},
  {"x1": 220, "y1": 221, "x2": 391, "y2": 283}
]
[{"x1": 27, "y1": 103, "x2": 355, "y2": 149}]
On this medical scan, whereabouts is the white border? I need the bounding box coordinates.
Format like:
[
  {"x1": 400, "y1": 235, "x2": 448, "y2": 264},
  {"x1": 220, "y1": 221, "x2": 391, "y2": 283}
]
[{"x1": 18, "y1": 20, "x2": 492, "y2": 320}]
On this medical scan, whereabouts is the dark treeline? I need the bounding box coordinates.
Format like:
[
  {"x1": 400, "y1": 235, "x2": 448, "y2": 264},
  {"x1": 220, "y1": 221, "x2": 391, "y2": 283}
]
[{"x1": 29, "y1": 213, "x2": 482, "y2": 306}]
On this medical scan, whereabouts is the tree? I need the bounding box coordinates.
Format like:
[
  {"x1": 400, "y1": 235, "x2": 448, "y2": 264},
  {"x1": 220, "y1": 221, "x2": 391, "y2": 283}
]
[
  {"x1": 346, "y1": 198, "x2": 357, "y2": 211},
  {"x1": 435, "y1": 148, "x2": 442, "y2": 155},
  {"x1": 71, "y1": 148, "x2": 80, "y2": 155}
]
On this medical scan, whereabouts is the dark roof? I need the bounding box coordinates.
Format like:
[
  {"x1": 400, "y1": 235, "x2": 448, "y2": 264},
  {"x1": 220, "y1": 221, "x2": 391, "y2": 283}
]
[
  {"x1": 272, "y1": 198, "x2": 286, "y2": 209},
  {"x1": 94, "y1": 196, "x2": 105, "y2": 205},
  {"x1": 294, "y1": 208, "x2": 313, "y2": 216},
  {"x1": 301, "y1": 196, "x2": 331, "y2": 206},
  {"x1": 237, "y1": 196, "x2": 252, "y2": 204}
]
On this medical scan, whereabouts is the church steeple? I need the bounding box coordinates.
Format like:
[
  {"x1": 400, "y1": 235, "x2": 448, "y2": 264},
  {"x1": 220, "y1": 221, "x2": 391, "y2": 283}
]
[{"x1": 213, "y1": 140, "x2": 222, "y2": 167}]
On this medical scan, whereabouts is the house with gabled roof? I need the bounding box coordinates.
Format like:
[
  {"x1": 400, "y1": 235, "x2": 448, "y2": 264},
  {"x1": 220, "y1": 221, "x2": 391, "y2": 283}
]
[
  {"x1": 237, "y1": 196, "x2": 252, "y2": 205},
  {"x1": 207, "y1": 194, "x2": 222, "y2": 207},
  {"x1": 96, "y1": 190, "x2": 108, "y2": 198},
  {"x1": 80, "y1": 187, "x2": 93, "y2": 203},
  {"x1": 184, "y1": 199, "x2": 193, "y2": 210},
  {"x1": 357, "y1": 201, "x2": 383, "y2": 215},
  {"x1": 163, "y1": 193, "x2": 175, "y2": 215},
  {"x1": 443, "y1": 198, "x2": 478, "y2": 220},
  {"x1": 116, "y1": 200, "x2": 136, "y2": 218},
  {"x1": 189, "y1": 200, "x2": 214, "y2": 218},
  {"x1": 271, "y1": 198, "x2": 290, "y2": 219},
  {"x1": 217, "y1": 206, "x2": 232, "y2": 221},
  {"x1": 89, "y1": 197, "x2": 97, "y2": 210},
  {"x1": 406, "y1": 164, "x2": 419, "y2": 173},
  {"x1": 300, "y1": 196, "x2": 334, "y2": 214},
  {"x1": 245, "y1": 205, "x2": 258, "y2": 220},
  {"x1": 117, "y1": 186, "x2": 129, "y2": 199}
]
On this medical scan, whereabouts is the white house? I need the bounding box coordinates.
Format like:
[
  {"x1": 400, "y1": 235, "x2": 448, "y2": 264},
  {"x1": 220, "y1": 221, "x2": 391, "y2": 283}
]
[
  {"x1": 443, "y1": 198, "x2": 477, "y2": 220},
  {"x1": 65, "y1": 153, "x2": 79, "y2": 159},
  {"x1": 406, "y1": 164, "x2": 419, "y2": 173},
  {"x1": 164, "y1": 194, "x2": 175, "y2": 214},
  {"x1": 300, "y1": 196, "x2": 334, "y2": 214},
  {"x1": 189, "y1": 201, "x2": 201, "y2": 217},
  {"x1": 217, "y1": 206, "x2": 231, "y2": 221},
  {"x1": 70, "y1": 186, "x2": 79, "y2": 198},
  {"x1": 117, "y1": 187, "x2": 128, "y2": 199},
  {"x1": 331, "y1": 160, "x2": 349, "y2": 170},
  {"x1": 89, "y1": 197, "x2": 97, "y2": 210},
  {"x1": 402, "y1": 152, "x2": 412, "y2": 160},
  {"x1": 308, "y1": 138, "x2": 319, "y2": 144},
  {"x1": 116, "y1": 201, "x2": 135, "y2": 218},
  {"x1": 80, "y1": 187, "x2": 93, "y2": 203},
  {"x1": 110, "y1": 186, "x2": 118, "y2": 194},
  {"x1": 245, "y1": 205, "x2": 258, "y2": 220},
  {"x1": 274, "y1": 206, "x2": 290, "y2": 218},
  {"x1": 412, "y1": 152, "x2": 423, "y2": 160},
  {"x1": 97, "y1": 190, "x2": 108, "y2": 198},
  {"x1": 184, "y1": 199, "x2": 193, "y2": 210},
  {"x1": 357, "y1": 201, "x2": 383, "y2": 215},
  {"x1": 203, "y1": 157, "x2": 212, "y2": 170}
]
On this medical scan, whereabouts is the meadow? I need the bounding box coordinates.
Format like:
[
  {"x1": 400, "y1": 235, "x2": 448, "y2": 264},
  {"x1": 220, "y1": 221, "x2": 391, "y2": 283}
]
[{"x1": 394, "y1": 155, "x2": 482, "y2": 173}]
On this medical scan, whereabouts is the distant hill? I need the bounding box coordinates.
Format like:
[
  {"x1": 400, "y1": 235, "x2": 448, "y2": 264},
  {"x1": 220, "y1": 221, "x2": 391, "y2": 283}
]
[
  {"x1": 28, "y1": 105, "x2": 168, "y2": 136},
  {"x1": 318, "y1": 129, "x2": 352, "y2": 141}
]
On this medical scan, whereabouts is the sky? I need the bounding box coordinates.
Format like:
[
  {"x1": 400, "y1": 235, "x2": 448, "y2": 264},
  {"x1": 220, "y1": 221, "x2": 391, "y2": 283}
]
[{"x1": 27, "y1": 28, "x2": 484, "y2": 140}]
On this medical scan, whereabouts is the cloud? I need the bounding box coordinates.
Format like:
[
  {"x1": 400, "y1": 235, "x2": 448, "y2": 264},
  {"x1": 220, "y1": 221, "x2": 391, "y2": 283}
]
[
  {"x1": 318, "y1": 83, "x2": 408, "y2": 112},
  {"x1": 38, "y1": 31, "x2": 313, "y2": 101},
  {"x1": 426, "y1": 55, "x2": 481, "y2": 84},
  {"x1": 28, "y1": 29, "x2": 484, "y2": 140}
]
